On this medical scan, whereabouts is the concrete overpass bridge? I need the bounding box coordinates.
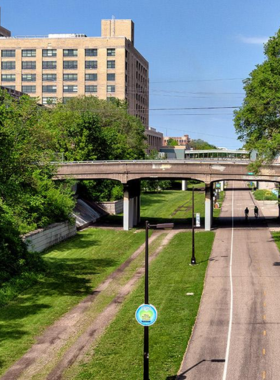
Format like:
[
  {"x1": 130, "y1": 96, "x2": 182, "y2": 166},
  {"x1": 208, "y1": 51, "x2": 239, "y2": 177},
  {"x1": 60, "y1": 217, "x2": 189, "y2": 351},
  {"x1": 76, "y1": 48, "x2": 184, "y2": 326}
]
[{"x1": 55, "y1": 159, "x2": 280, "y2": 230}]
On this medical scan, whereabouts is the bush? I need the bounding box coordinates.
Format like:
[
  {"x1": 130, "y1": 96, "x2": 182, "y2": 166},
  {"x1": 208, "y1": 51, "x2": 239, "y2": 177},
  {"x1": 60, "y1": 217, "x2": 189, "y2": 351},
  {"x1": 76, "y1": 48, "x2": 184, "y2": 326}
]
[{"x1": 0, "y1": 208, "x2": 45, "y2": 286}]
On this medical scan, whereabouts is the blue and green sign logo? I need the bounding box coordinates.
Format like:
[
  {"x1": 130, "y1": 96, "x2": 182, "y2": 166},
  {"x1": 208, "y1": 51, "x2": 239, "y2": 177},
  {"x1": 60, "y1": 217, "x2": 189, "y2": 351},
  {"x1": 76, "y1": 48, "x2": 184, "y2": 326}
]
[{"x1": 135, "y1": 304, "x2": 158, "y2": 326}]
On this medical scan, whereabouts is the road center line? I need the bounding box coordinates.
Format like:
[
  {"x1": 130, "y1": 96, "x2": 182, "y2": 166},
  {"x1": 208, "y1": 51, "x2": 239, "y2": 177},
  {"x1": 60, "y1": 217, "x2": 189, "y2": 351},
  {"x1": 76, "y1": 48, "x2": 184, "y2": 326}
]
[{"x1": 222, "y1": 184, "x2": 234, "y2": 380}]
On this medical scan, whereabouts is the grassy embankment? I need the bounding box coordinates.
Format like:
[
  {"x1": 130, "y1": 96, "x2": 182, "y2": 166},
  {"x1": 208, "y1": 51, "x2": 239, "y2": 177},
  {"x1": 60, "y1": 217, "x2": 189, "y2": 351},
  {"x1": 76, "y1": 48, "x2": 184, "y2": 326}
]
[
  {"x1": 0, "y1": 229, "x2": 147, "y2": 375},
  {"x1": 0, "y1": 188, "x2": 219, "y2": 376}
]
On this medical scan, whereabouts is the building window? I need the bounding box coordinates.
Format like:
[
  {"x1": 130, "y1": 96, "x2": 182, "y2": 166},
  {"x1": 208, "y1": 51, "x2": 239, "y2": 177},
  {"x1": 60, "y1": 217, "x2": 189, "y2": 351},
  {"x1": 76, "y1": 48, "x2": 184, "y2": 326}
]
[
  {"x1": 22, "y1": 61, "x2": 36, "y2": 69},
  {"x1": 1, "y1": 74, "x2": 15, "y2": 81},
  {"x1": 107, "y1": 60, "x2": 115, "y2": 69},
  {"x1": 42, "y1": 49, "x2": 57, "y2": 57},
  {"x1": 107, "y1": 48, "x2": 115, "y2": 56},
  {"x1": 22, "y1": 85, "x2": 36, "y2": 93},
  {"x1": 107, "y1": 85, "x2": 115, "y2": 93},
  {"x1": 1, "y1": 50, "x2": 15, "y2": 57},
  {"x1": 22, "y1": 49, "x2": 36, "y2": 57},
  {"x1": 42, "y1": 97, "x2": 57, "y2": 105},
  {"x1": 42, "y1": 61, "x2": 57, "y2": 69},
  {"x1": 85, "y1": 73, "x2": 97, "y2": 81},
  {"x1": 3, "y1": 85, "x2": 15, "y2": 90},
  {"x1": 42, "y1": 74, "x2": 57, "y2": 81},
  {"x1": 85, "y1": 60, "x2": 97, "y2": 69},
  {"x1": 22, "y1": 74, "x2": 36, "y2": 82},
  {"x1": 85, "y1": 49, "x2": 97, "y2": 57},
  {"x1": 85, "y1": 85, "x2": 97, "y2": 93},
  {"x1": 107, "y1": 73, "x2": 115, "y2": 81},
  {"x1": 42, "y1": 85, "x2": 57, "y2": 93},
  {"x1": 63, "y1": 85, "x2": 77, "y2": 93},
  {"x1": 63, "y1": 49, "x2": 78, "y2": 57},
  {"x1": 63, "y1": 61, "x2": 78, "y2": 69},
  {"x1": 2, "y1": 61, "x2": 15, "y2": 70},
  {"x1": 63, "y1": 74, "x2": 77, "y2": 81}
]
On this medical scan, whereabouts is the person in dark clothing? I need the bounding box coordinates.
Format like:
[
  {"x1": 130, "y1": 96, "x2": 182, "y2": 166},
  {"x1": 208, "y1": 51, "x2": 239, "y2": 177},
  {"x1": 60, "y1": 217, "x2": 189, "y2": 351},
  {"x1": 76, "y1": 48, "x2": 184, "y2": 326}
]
[
  {"x1": 245, "y1": 207, "x2": 249, "y2": 220},
  {"x1": 254, "y1": 206, "x2": 259, "y2": 218}
]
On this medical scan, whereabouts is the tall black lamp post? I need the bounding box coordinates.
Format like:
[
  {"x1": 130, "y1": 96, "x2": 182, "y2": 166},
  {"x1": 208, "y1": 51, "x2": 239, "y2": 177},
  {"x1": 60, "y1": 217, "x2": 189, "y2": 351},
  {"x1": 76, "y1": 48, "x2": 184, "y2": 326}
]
[
  {"x1": 191, "y1": 187, "x2": 196, "y2": 265},
  {"x1": 143, "y1": 220, "x2": 174, "y2": 380}
]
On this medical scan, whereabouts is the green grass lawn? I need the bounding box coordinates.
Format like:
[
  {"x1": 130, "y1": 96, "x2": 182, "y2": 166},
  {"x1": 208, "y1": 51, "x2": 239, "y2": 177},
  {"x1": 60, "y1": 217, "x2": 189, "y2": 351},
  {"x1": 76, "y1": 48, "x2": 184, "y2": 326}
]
[
  {"x1": 107, "y1": 189, "x2": 206, "y2": 226},
  {"x1": 69, "y1": 231, "x2": 215, "y2": 380},
  {"x1": 253, "y1": 189, "x2": 278, "y2": 201},
  {"x1": 271, "y1": 231, "x2": 280, "y2": 249},
  {"x1": 0, "y1": 188, "x2": 220, "y2": 377},
  {"x1": 0, "y1": 229, "x2": 146, "y2": 376}
]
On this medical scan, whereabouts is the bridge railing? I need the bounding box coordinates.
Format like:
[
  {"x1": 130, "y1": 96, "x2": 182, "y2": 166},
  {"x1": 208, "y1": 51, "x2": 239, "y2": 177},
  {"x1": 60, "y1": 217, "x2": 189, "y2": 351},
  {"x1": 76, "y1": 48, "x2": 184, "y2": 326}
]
[{"x1": 52, "y1": 158, "x2": 253, "y2": 165}]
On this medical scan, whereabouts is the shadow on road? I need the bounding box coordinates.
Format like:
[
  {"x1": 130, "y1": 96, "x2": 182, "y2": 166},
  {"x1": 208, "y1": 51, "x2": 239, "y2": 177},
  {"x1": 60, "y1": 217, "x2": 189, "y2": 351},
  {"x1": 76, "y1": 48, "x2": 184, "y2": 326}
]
[
  {"x1": 169, "y1": 359, "x2": 225, "y2": 380},
  {"x1": 214, "y1": 216, "x2": 269, "y2": 229}
]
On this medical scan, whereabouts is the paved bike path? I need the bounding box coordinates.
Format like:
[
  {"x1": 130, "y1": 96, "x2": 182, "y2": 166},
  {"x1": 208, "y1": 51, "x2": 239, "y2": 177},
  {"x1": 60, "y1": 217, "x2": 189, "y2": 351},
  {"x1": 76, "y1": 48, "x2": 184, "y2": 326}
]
[{"x1": 177, "y1": 183, "x2": 280, "y2": 380}]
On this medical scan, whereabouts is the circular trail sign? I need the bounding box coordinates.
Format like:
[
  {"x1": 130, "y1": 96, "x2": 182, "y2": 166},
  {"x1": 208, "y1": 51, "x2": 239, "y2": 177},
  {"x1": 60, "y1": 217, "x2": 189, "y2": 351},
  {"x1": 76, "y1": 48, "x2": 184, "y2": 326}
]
[{"x1": 135, "y1": 304, "x2": 158, "y2": 326}]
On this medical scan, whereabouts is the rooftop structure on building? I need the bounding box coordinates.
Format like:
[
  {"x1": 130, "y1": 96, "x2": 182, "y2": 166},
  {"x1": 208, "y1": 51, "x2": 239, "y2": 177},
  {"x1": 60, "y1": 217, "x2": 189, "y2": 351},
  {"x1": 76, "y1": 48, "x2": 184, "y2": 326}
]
[{"x1": 0, "y1": 18, "x2": 149, "y2": 128}]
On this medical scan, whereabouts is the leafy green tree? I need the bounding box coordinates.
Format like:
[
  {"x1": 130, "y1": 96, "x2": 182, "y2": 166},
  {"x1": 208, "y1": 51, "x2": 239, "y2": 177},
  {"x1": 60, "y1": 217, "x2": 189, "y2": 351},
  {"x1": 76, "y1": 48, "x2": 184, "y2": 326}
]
[
  {"x1": 167, "y1": 138, "x2": 178, "y2": 146},
  {"x1": 141, "y1": 180, "x2": 171, "y2": 192},
  {"x1": 0, "y1": 90, "x2": 75, "y2": 286},
  {"x1": 0, "y1": 91, "x2": 75, "y2": 234},
  {"x1": 189, "y1": 139, "x2": 217, "y2": 150},
  {"x1": 43, "y1": 96, "x2": 146, "y2": 201},
  {"x1": 234, "y1": 28, "x2": 280, "y2": 165},
  {"x1": 44, "y1": 96, "x2": 146, "y2": 161}
]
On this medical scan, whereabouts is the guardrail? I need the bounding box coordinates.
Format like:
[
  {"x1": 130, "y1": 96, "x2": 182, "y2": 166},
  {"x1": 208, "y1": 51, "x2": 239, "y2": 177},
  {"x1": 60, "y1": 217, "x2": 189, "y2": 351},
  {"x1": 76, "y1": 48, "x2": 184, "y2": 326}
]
[{"x1": 53, "y1": 159, "x2": 253, "y2": 165}]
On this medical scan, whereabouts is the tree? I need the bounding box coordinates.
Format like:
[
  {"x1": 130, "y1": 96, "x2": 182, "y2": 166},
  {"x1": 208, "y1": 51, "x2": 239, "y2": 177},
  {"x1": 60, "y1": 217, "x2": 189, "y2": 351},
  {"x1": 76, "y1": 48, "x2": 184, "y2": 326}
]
[
  {"x1": 44, "y1": 96, "x2": 146, "y2": 161},
  {"x1": 167, "y1": 138, "x2": 178, "y2": 146},
  {"x1": 42, "y1": 96, "x2": 147, "y2": 201},
  {"x1": 189, "y1": 139, "x2": 217, "y2": 150},
  {"x1": 234, "y1": 28, "x2": 280, "y2": 165},
  {"x1": 0, "y1": 90, "x2": 75, "y2": 286},
  {"x1": 0, "y1": 90, "x2": 75, "y2": 232}
]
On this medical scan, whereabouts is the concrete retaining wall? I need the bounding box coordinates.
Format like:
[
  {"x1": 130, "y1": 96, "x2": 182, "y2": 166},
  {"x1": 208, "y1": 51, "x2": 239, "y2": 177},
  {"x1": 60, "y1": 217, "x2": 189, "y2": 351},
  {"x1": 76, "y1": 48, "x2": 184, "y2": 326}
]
[
  {"x1": 97, "y1": 199, "x2": 123, "y2": 215},
  {"x1": 23, "y1": 222, "x2": 77, "y2": 253}
]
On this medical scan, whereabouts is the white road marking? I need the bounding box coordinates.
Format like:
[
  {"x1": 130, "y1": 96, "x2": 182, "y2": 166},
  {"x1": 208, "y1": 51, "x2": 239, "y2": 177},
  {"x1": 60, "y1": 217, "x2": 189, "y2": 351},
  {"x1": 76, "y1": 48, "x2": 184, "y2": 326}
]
[{"x1": 222, "y1": 184, "x2": 234, "y2": 380}]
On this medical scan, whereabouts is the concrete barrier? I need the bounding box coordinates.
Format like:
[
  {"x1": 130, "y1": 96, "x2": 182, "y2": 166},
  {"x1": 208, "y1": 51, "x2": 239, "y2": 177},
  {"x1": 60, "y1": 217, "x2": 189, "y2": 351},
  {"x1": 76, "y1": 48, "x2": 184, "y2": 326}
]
[
  {"x1": 97, "y1": 199, "x2": 123, "y2": 215},
  {"x1": 23, "y1": 222, "x2": 76, "y2": 253}
]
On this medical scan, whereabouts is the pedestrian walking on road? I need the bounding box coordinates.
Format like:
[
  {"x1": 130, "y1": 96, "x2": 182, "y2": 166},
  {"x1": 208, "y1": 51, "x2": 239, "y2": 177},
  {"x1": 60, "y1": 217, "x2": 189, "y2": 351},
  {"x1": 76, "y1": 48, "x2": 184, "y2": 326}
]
[
  {"x1": 254, "y1": 205, "x2": 259, "y2": 218},
  {"x1": 245, "y1": 207, "x2": 249, "y2": 220}
]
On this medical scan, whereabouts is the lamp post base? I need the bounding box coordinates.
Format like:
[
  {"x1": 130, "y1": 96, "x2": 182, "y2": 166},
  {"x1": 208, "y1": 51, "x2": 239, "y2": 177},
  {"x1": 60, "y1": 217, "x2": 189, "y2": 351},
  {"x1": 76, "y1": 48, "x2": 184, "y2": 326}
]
[{"x1": 191, "y1": 258, "x2": 197, "y2": 265}]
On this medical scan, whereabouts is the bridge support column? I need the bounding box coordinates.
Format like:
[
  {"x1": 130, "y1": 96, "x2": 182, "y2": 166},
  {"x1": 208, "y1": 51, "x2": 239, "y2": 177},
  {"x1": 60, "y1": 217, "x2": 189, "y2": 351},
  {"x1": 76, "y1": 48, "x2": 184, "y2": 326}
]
[
  {"x1": 123, "y1": 180, "x2": 141, "y2": 230},
  {"x1": 182, "y1": 180, "x2": 187, "y2": 191},
  {"x1": 205, "y1": 184, "x2": 213, "y2": 231}
]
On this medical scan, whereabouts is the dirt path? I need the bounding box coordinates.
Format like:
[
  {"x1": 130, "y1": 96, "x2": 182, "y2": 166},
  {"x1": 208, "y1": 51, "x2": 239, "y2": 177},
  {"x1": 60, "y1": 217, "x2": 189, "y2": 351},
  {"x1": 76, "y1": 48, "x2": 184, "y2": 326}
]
[{"x1": 1, "y1": 230, "x2": 178, "y2": 380}]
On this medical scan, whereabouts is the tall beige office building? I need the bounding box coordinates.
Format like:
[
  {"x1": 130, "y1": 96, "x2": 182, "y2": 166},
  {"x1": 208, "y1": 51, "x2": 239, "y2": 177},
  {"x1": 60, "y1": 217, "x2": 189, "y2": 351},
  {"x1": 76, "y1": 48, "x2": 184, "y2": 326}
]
[{"x1": 0, "y1": 19, "x2": 149, "y2": 128}]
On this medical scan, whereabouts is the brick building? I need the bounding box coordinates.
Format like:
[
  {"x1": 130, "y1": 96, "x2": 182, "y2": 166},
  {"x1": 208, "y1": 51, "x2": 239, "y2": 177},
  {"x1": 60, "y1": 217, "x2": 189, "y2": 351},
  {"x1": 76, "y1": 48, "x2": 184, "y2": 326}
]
[{"x1": 0, "y1": 19, "x2": 149, "y2": 128}]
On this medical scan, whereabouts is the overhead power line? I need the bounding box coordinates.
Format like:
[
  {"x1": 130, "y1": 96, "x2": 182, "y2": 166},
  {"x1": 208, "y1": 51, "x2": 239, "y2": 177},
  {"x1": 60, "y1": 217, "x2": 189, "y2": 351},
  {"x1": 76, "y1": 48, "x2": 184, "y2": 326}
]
[
  {"x1": 149, "y1": 106, "x2": 240, "y2": 111},
  {"x1": 150, "y1": 78, "x2": 244, "y2": 84}
]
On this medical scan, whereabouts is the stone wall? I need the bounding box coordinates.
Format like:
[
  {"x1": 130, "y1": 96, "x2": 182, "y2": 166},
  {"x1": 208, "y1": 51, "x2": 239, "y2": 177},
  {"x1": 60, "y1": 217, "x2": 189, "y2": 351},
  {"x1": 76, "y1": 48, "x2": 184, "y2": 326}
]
[
  {"x1": 23, "y1": 222, "x2": 76, "y2": 253},
  {"x1": 97, "y1": 199, "x2": 123, "y2": 215}
]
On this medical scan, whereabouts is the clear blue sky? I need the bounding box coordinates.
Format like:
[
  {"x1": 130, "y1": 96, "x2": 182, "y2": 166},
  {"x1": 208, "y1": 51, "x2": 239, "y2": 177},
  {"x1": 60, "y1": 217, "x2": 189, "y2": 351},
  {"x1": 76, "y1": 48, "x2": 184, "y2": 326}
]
[{"x1": 2, "y1": 0, "x2": 280, "y2": 149}]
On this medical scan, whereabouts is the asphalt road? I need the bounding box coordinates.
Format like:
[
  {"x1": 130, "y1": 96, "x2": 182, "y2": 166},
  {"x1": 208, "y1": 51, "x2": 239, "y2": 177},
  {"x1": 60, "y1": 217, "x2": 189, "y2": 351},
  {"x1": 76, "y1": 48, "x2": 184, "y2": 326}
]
[{"x1": 177, "y1": 182, "x2": 280, "y2": 380}]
